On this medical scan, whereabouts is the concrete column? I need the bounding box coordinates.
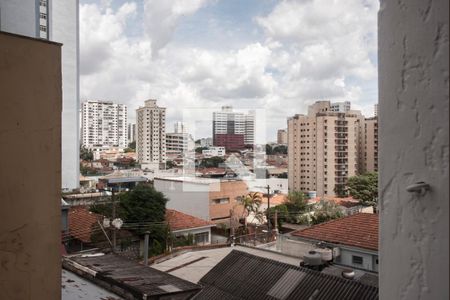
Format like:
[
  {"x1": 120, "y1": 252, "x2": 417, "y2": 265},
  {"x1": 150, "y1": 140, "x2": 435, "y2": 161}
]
[{"x1": 379, "y1": 0, "x2": 449, "y2": 299}]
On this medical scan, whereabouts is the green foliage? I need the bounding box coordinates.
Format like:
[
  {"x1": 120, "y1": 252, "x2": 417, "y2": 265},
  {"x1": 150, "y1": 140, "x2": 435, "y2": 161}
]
[
  {"x1": 239, "y1": 192, "x2": 264, "y2": 226},
  {"x1": 80, "y1": 146, "x2": 93, "y2": 161},
  {"x1": 266, "y1": 144, "x2": 287, "y2": 155},
  {"x1": 80, "y1": 164, "x2": 98, "y2": 176},
  {"x1": 268, "y1": 204, "x2": 289, "y2": 229},
  {"x1": 286, "y1": 191, "x2": 308, "y2": 212},
  {"x1": 310, "y1": 199, "x2": 344, "y2": 225},
  {"x1": 89, "y1": 184, "x2": 170, "y2": 256},
  {"x1": 166, "y1": 160, "x2": 176, "y2": 169},
  {"x1": 347, "y1": 172, "x2": 378, "y2": 206},
  {"x1": 128, "y1": 141, "x2": 136, "y2": 150},
  {"x1": 171, "y1": 234, "x2": 194, "y2": 248},
  {"x1": 198, "y1": 156, "x2": 225, "y2": 168},
  {"x1": 195, "y1": 146, "x2": 208, "y2": 153}
]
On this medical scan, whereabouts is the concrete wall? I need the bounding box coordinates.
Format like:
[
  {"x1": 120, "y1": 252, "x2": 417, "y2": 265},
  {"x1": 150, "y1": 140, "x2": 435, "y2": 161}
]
[
  {"x1": 335, "y1": 248, "x2": 378, "y2": 273},
  {"x1": 173, "y1": 227, "x2": 212, "y2": 245},
  {"x1": 154, "y1": 179, "x2": 211, "y2": 221},
  {"x1": 0, "y1": 0, "x2": 37, "y2": 37},
  {"x1": 52, "y1": 0, "x2": 80, "y2": 190},
  {"x1": 0, "y1": 32, "x2": 62, "y2": 300},
  {"x1": 379, "y1": 0, "x2": 449, "y2": 299}
]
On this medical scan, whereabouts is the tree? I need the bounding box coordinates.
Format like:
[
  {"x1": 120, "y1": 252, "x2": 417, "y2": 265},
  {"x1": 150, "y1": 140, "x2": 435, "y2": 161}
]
[
  {"x1": 347, "y1": 172, "x2": 378, "y2": 207},
  {"x1": 265, "y1": 144, "x2": 273, "y2": 155},
  {"x1": 128, "y1": 141, "x2": 136, "y2": 150},
  {"x1": 195, "y1": 146, "x2": 208, "y2": 154},
  {"x1": 198, "y1": 156, "x2": 225, "y2": 168},
  {"x1": 268, "y1": 204, "x2": 289, "y2": 229},
  {"x1": 80, "y1": 145, "x2": 93, "y2": 161},
  {"x1": 286, "y1": 191, "x2": 308, "y2": 212},
  {"x1": 239, "y1": 192, "x2": 263, "y2": 231},
  {"x1": 90, "y1": 184, "x2": 170, "y2": 255},
  {"x1": 272, "y1": 145, "x2": 288, "y2": 154},
  {"x1": 310, "y1": 199, "x2": 344, "y2": 224},
  {"x1": 166, "y1": 160, "x2": 176, "y2": 169}
]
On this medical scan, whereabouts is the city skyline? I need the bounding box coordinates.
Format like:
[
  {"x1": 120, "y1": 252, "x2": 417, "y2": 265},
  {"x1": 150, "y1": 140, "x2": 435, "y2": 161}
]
[{"x1": 79, "y1": 0, "x2": 379, "y2": 140}]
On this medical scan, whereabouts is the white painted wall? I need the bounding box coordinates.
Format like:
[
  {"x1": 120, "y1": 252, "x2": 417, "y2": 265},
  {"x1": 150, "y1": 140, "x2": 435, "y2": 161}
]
[
  {"x1": 154, "y1": 179, "x2": 211, "y2": 221},
  {"x1": 173, "y1": 227, "x2": 212, "y2": 245},
  {"x1": 0, "y1": 0, "x2": 37, "y2": 37},
  {"x1": 379, "y1": 0, "x2": 449, "y2": 299},
  {"x1": 52, "y1": 0, "x2": 79, "y2": 190},
  {"x1": 335, "y1": 248, "x2": 378, "y2": 273}
]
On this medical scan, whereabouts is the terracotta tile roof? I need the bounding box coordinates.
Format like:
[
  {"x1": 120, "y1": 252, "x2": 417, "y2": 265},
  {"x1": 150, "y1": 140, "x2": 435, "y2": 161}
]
[
  {"x1": 308, "y1": 196, "x2": 361, "y2": 208},
  {"x1": 292, "y1": 213, "x2": 379, "y2": 251},
  {"x1": 166, "y1": 209, "x2": 215, "y2": 232},
  {"x1": 68, "y1": 206, "x2": 102, "y2": 243}
]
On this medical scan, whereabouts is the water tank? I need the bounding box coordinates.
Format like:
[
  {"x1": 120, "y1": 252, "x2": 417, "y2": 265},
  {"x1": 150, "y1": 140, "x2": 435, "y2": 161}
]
[
  {"x1": 303, "y1": 250, "x2": 322, "y2": 266},
  {"x1": 342, "y1": 269, "x2": 355, "y2": 280},
  {"x1": 315, "y1": 248, "x2": 333, "y2": 262},
  {"x1": 308, "y1": 191, "x2": 317, "y2": 199}
]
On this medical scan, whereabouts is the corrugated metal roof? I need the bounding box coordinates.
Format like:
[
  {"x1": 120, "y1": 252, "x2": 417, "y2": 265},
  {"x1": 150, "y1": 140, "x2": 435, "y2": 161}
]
[{"x1": 194, "y1": 250, "x2": 378, "y2": 300}]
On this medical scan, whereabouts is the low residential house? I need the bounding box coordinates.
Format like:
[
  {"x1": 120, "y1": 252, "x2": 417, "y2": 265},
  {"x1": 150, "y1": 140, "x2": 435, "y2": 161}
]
[
  {"x1": 66, "y1": 206, "x2": 102, "y2": 253},
  {"x1": 166, "y1": 209, "x2": 216, "y2": 245},
  {"x1": 289, "y1": 213, "x2": 379, "y2": 272},
  {"x1": 91, "y1": 158, "x2": 113, "y2": 169},
  {"x1": 308, "y1": 196, "x2": 374, "y2": 215},
  {"x1": 193, "y1": 250, "x2": 378, "y2": 299},
  {"x1": 97, "y1": 170, "x2": 148, "y2": 191},
  {"x1": 154, "y1": 177, "x2": 247, "y2": 226}
]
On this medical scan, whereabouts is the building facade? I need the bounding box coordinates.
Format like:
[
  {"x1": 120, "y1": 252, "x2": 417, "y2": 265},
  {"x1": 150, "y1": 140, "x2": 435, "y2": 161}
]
[
  {"x1": 212, "y1": 106, "x2": 254, "y2": 150},
  {"x1": 128, "y1": 123, "x2": 136, "y2": 144},
  {"x1": 362, "y1": 117, "x2": 378, "y2": 173},
  {"x1": 0, "y1": 0, "x2": 80, "y2": 190},
  {"x1": 81, "y1": 101, "x2": 128, "y2": 149},
  {"x1": 202, "y1": 147, "x2": 226, "y2": 157},
  {"x1": 330, "y1": 101, "x2": 351, "y2": 112},
  {"x1": 277, "y1": 129, "x2": 288, "y2": 144},
  {"x1": 288, "y1": 101, "x2": 364, "y2": 197},
  {"x1": 136, "y1": 99, "x2": 166, "y2": 165}
]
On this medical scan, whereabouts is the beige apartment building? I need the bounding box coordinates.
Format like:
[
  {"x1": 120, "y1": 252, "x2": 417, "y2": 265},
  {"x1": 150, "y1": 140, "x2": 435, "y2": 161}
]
[
  {"x1": 362, "y1": 117, "x2": 378, "y2": 173},
  {"x1": 136, "y1": 99, "x2": 166, "y2": 166},
  {"x1": 277, "y1": 129, "x2": 288, "y2": 144},
  {"x1": 288, "y1": 101, "x2": 377, "y2": 197}
]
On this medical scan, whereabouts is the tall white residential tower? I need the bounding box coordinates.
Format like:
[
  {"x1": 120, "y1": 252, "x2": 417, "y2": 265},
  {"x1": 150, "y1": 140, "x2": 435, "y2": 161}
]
[{"x1": 81, "y1": 101, "x2": 128, "y2": 149}]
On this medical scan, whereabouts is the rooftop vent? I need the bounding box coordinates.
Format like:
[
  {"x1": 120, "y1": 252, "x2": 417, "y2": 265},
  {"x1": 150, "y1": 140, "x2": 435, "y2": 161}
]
[{"x1": 341, "y1": 269, "x2": 355, "y2": 280}]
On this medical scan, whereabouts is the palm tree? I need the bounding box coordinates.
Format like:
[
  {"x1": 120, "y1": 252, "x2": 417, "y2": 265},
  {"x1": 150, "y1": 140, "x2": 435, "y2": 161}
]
[{"x1": 238, "y1": 192, "x2": 264, "y2": 233}]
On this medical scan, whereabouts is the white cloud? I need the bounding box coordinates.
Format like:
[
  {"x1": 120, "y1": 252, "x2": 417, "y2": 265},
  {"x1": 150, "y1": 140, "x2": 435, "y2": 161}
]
[
  {"x1": 143, "y1": 0, "x2": 211, "y2": 57},
  {"x1": 79, "y1": 0, "x2": 379, "y2": 140}
]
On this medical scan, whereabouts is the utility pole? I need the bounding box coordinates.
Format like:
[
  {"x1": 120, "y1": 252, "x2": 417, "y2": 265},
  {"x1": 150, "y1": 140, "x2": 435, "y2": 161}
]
[
  {"x1": 111, "y1": 187, "x2": 116, "y2": 252},
  {"x1": 143, "y1": 231, "x2": 150, "y2": 266},
  {"x1": 266, "y1": 185, "x2": 271, "y2": 232}
]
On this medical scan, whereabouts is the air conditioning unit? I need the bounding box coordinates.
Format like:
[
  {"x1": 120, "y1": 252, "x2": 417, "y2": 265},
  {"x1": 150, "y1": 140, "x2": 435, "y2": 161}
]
[{"x1": 332, "y1": 247, "x2": 341, "y2": 258}]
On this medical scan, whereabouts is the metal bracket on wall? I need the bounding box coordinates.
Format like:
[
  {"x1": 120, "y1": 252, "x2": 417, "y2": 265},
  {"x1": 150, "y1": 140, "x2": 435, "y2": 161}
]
[{"x1": 406, "y1": 182, "x2": 430, "y2": 196}]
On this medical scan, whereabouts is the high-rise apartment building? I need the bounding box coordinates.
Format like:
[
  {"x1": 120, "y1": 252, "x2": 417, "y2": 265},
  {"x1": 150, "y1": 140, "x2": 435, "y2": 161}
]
[
  {"x1": 362, "y1": 117, "x2": 378, "y2": 173},
  {"x1": 81, "y1": 101, "x2": 128, "y2": 149},
  {"x1": 0, "y1": 0, "x2": 80, "y2": 190},
  {"x1": 166, "y1": 123, "x2": 194, "y2": 155},
  {"x1": 136, "y1": 100, "x2": 166, "y2": 165},
  {"x1": 330, "y1": 101, "x2": 351, "y2": 112},
  {"x1": 277, "y1": 129, "x2": 288, "y2": 144},
  {"x1": 212, "y1": 106, "x2": 254, "y2": 150},
  {"x1": 128, "y1": 123, "x2": 136, "y2": 144},
  {"x1": 374, "y1": 104, "x2": 378, "y2": 117},
  {"x1": 288, "y1": 101, "x2": 364, "y2": 197}
]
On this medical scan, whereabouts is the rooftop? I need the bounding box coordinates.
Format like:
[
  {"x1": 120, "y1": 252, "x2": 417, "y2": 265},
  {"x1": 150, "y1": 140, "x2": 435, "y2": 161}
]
[
  {"x1": 193, "y1": 250, "x2": 378, "y2": 300},
  {"x1": 68, "y1": 206, "x2": 101, "y2": 243},
  {"x1": 63, "y1": 252, "x2": 201, "y2": 299},
  {"x1": 151, "y1": 245, "x2": 301, "y2": 283},
  {"x1": 291, "y1": 213, "x2": 379, "y2": 251},
  {"x1": 166, "y1": 209, "x2": 216, "y2": 232}
]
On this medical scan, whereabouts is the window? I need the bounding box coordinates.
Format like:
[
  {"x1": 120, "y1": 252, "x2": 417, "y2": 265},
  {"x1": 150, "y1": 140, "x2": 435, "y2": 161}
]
[
  {"x1": 352, "y1": 255, "x2": 363, "y2": 265},
  {"x1": 212, "y1": 197, "x2": 229, "y2": 205},
  {"x1": 39, "y1": 25, "x2": 47, "y2": 32},
  {"x1": 194, "y1": 232, "x2": 209, "y2": 245}
]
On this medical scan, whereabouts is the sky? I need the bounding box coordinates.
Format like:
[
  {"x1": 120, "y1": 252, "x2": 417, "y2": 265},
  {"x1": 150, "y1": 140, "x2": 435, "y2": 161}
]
[{"x1": 79, "y1": 0, "x2": 379, "y2": 141}]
